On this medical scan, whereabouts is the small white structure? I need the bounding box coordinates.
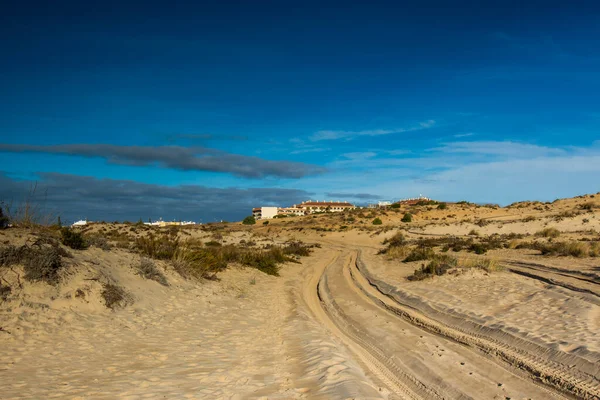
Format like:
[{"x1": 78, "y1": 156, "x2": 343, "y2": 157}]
[
  {"x1": 252, "y1": 207, "x2": 279, "y2": 220},
  {"x1": 72, "y1": 220, "x2": 88, "y2": 227},
  {"x1": 378, "y1": 201, "x2": 392, "y2": 207}
]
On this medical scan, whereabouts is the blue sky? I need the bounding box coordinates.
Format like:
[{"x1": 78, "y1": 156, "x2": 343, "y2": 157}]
[{"x1": 1, "y1": 1, "x2": 600, "y2": 222}]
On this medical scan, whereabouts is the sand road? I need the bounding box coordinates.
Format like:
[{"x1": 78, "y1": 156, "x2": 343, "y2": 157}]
[{"x1": 2, "y1": 241, "x2": 598, "y2": 399}]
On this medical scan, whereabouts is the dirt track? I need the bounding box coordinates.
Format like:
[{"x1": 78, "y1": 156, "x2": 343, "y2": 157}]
[{"x1": 301, "y1": 240, "x2": 600, "y2": 399}]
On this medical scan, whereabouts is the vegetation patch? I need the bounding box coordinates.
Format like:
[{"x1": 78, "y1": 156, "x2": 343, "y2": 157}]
[
  {"x1": 136, "y1": 258, "x2": 169, "y2": 286},
  {"x1": 242, "y1": 216, "x2": 256, "y2": 225},
  {"x1": 535, "y1": 227, "x2": 561, "y2": 238},
  {"x1": 101, "y1": 283, "x2": 131, "y2": 310},
  {"x1": 0, "y1": 244, "x2": 69, "y2": 285},
  {"x1": 84, "y1": 233, "x2": 112, "y2": 250},
  {"x1": 401, "y1": 213, "x2": 413, "y2": 223},
  {"x1": 61, "y1": 227, "x2": 87, "y2": 250},
  {"x1": 372, "y1": 217, "x2": 382, "y2": 225}
]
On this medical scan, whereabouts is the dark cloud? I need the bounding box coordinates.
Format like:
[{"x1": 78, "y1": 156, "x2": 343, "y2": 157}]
[
  {"x1": 0, "y1": 144, "x2": 326, "y2": 179},
  {"x1": 0, "y1": 172, "x2": 313, "y2": 223},
  {"x1": 325, "y1": 192, "x2": 382, "y2": 200}
]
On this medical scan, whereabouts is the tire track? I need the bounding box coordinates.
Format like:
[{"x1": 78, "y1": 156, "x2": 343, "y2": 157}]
[{"x1": 352, "y1": 250, "x2": 600, "y2": 399}]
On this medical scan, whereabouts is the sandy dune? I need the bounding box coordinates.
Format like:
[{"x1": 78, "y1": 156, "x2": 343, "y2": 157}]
[{"x1": 2, "y1": 194, "x2": 600, "y2": 399}]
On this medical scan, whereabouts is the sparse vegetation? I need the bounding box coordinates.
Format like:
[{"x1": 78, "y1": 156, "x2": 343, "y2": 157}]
[
  {"x1": 372, "y1": 217, "x2": 382, "y2": 225},
  {"x1": 437, "y1": 203, "x2": 447, "y2": 210},
  {"x1": 60, "y1": 227, "x2": 87, "y2": 250},
  {"x1": 242, "y1": 216, "x2": 256, "y2": 225},
  {"x1": 401, "y1": 213, "x2": 413, "y2": 223},
  {"x1": 0, "y1": 206, "x2": 9, "y2": 229},
  {"x1": 535, "y1": 227, "x2": 561, "y2": 238},
  {"x1": 84, "y1": 233, "x2": 112, "y2": 250},
  {"x1": 136, "y1": 258, "x2": 169, "y2": 286},
  {"x1": 101, "y1": 283, "x2": 130, "y2": 309},
  {"x1": 0, "y1": 243, "x2": 69, "y2": 285}
]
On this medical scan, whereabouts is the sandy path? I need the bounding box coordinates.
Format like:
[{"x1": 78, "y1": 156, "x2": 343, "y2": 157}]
[
  {"x1": 312, "y1": 246, "x2": 567, "y2": 399},
  {"x1": 0, "y1": 250, "x2": 383, "y2": 399}
]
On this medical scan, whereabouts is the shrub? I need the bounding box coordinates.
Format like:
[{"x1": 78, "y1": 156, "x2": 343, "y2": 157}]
[
  {"x1": 469, "y1": 243, "x2": 487, "y2": 254},
  {"x1": 101, "y1": 283, "x2": 130, "y2": 309},
  {"x1": 135, "y1": 233, "x2": 179, "y2": 259},
  {"x1": 84, "y1": 233, "x2": 112, "y2": 250},
  {"x1": 404, "y1": 247, "x2": 435, "y2": 262},
  {"x1": 535, "y1": 227, "x2": 561, "y2": 238},
  {"x1": 580, "y1": 202, "x2": 597, "y2": 211},
  {"x1": 204, "y1": 240, "x2": 222, "y2": 247},
  {"x1": 0, "y1": 283, "x2": 11, "y2": 301},
  {"x1": 1, "y1": 245, "x2": 65, "y2": 285},
  {"x1": 136, "y1": 258, "x2": 169, "y2": 286},
  {"x1": 0, "y1": 206, "x2": 9, "y2": 229},
  {"x1": 391, "y1": 203, "x2": 401, "y2": 209},
  {"x1": 408, "y1": 256, "x2": 457, "y2": 281},
  {"x1": 539, "y1": 241, "x2": 590, "y2": 258},
  {"x1": 522, "y1": 215, "x2": 537, "y2": 222},
  {"x1": 468, "y1": 229, "x2": 480, "y2": 236},
  {"x1": 437, "y1": 203, "x2": 447, "y2": 210},
  {"x1": 382, "y1": 232, "x2": 405, "y2": 247},
  {"x1": 372, "y1": 218, "x2": 382, "y2": 225},
  {"x1": 263, "y1": 221, "x2": 269, "y2": 225},
  {"x1": 242, "y1": 216, "x2": 256, "y2": 225},
  {"x1": 61, "y1": 227, "x2": 87, "y2": 250},
  {"x1": 401, "y1": 213, "x2": 413, "y2": 223}
]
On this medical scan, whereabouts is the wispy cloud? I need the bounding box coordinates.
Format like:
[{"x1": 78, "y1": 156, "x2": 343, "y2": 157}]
[
  {"x1": 430, "y1": 141, "x2": 566, "y2": 157},
  {"x1": 325, "y1": 192, "x2": 382, "y2": 200},
  {"x1": 167, "y1": 133, "x2": 248, "y2": 142},
  {"x1": 310, "y1": 119, "x2": 436, "y2": 141},
  {"x1": 453, "y1": 132, "x2": 475, "y2": 138},
  {"x1": 0, "y1": 143, "x2": 327, "y2": 179}
]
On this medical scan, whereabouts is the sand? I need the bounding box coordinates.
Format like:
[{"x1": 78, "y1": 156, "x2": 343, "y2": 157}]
[{"x1": 2, "y1": 193, "x2": 600, "y2": 399}]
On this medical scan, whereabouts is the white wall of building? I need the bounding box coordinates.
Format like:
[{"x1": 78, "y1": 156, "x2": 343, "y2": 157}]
[{"x1": 260, "y1": 207, "x2": 278, "y2": 219}]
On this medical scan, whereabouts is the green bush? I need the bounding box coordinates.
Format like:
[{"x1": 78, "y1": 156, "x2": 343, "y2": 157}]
[
  {"x1": 61, "y1": 228, "x2": 87, "y2": 250},
  {"x1": 391, "y1": 203, "x2": 401, "y2": 209},
  {"x1": 372, "y1": 217, "x2": 382, "y2": 225},
  {"x1": 242, "y1": 216, "x2": 256, "y2": 225},
  {"x1": 437, "y1": 203, "x2": 447, "y2": 210},
  {"x1": 401, "y1": 213, "x2": 413, "y2": 223},
  {"x1": 263, "y1": 220, "x2": 269, "y2": 225}
]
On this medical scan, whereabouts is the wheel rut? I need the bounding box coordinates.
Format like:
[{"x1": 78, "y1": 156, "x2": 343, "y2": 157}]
[{"x1": 304, "y1": 244, "x2": 583, "y2": 399}]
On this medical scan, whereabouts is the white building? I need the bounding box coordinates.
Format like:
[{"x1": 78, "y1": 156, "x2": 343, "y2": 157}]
[
  {"x1": 294, "y1": 200, "x2": 355, "y2": 214},
  {"x1": 252, "y1": 206, "x2": 279, "y2": 220},
  {"x1": 378, "y1": 201, "x2": 392, "y2": 207},
  {"x1": 72, "y1": 220, "x2": 88, "y2": 227},
  {"x1": 277, "y1": 207, "x2": 305, "y2": 216}
]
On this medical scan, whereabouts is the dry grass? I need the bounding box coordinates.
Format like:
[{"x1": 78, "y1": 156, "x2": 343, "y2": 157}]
[
  {"x1": 0, "y1": 243, "x2": 70, "y2": 285},
  {"x1": 535, "y1": 227, "x2": 561, "y2": 238},
  {"x1": 101, "y1": 283, "x2": 131, "y2": 310},
  {"x1": 136, "y1": 258, "x2": 169, "y2": 286}
]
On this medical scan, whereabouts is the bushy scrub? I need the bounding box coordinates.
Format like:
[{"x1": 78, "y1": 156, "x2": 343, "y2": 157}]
[
  {"x1": 401, "y1": 213, "x2": 412, "y2": 223},
  {"x1": 242, "y1": 216, "x2": 256, "y2": 225},
  {"x1": 61, "y1": 227, "x2": 87, "y2": 250}
]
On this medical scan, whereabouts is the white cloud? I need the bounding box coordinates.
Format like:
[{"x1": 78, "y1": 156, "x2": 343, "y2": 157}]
[
  {"x1": 310, "y1": 119, "x2": 436, "y2": 141},
  {"x1": 430, "y1": 141, "x2": 566, "y2": 157}
]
